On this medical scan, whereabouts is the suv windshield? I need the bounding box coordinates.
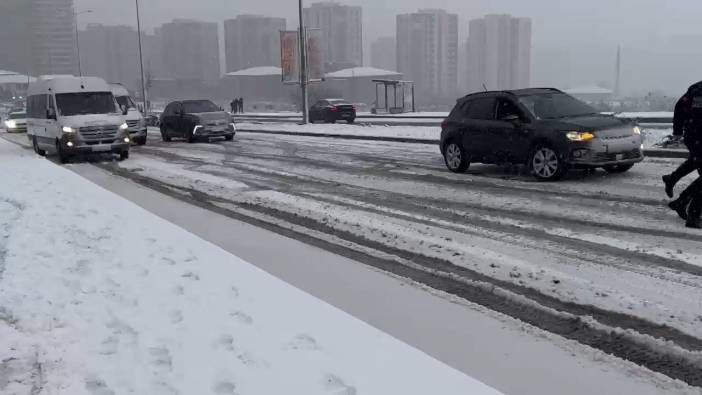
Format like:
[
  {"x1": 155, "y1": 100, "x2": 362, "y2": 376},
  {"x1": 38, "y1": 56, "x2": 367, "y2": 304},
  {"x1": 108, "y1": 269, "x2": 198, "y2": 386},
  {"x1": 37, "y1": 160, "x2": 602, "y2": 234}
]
[
  {"x1": 116, "y1": 95, "x2": 136, "y2": 110},
  {"x1": 55, "y1": 92, "x2": 117, "y2": 116},
  {"x1": 518, "y1": 93, "x2": 597, "y2": 119},
  {"x1": 182, "y1": 100, "x2": 219, "y2": 113}
]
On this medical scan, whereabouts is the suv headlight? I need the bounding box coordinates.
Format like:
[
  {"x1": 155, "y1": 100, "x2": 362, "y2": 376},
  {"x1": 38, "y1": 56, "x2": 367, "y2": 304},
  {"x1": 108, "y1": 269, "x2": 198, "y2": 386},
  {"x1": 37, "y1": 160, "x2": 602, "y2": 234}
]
[
  {"x1": 565, "y1": 131, "x2": 595, "y2": 142},
  {"x1": 62, "y1": 126, "x2": 76, "y2": 134},
  {"x1": 119, "y1": 122, "x2": 129, "y2": 131},
  {"x1": 5, "y1": 120, "x2": 17, "y2": 129}
]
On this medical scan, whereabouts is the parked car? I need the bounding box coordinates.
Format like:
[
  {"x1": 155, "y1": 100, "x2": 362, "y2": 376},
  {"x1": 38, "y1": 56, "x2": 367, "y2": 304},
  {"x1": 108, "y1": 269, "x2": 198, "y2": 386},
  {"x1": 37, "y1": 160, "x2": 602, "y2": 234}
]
[
  {"x1": 4, "y1": 111, "x2": 28, "y2": 133},
  {"x1": 440, "y1": 88, "x2": 644, "y2": 181},
  {"x1": 111, "y1": 84, "x2": 147, "y2": 145},
  {"x1": 145, "y1": 112, "x2": 161, "y2": 127},
  {"x1": 26, "y1": 75, "x2": 130, "y2": 164},
  {"x1": 309, "y1": 99, "x2": 356, "y2": 123},
  {"x1": 159, "y1": 100, "x2": 235, "y2": 143}
]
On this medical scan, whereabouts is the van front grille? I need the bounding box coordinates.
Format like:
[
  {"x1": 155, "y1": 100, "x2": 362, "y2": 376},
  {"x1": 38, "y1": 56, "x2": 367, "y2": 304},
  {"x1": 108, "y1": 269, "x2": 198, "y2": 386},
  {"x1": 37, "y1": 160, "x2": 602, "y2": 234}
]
[{"x1": 79, "y1": 125, "x2": 119, "y2": 141}]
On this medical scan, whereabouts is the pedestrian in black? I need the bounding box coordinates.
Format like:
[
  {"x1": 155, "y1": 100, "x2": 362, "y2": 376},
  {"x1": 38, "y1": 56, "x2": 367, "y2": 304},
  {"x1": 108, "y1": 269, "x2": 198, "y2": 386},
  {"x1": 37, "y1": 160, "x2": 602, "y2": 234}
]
[
  {"x1": 239, "y1": 97, "x2": 244, "y2": 113},
  {"x1": 230, "y1": 99, "x2": 237, "y2": 114},
  {"x1": 663, "y1": 81, "x2": 702, "y2": 228}
]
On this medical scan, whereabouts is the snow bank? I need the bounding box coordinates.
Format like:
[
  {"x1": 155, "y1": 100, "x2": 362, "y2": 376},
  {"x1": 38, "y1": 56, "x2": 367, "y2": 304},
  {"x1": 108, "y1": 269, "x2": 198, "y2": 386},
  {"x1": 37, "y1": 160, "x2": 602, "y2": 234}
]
[
  {"x1": 237, "y1": 122, "x2": 440, "y2": 140},
  {"x1": 0, "y1": 138, "x2": 501, "y2": 395}
]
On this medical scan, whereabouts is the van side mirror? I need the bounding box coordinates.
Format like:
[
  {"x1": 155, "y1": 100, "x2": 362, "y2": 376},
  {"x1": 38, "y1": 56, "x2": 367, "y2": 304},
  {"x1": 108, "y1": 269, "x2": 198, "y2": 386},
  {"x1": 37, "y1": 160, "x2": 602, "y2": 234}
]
[
  {"x1": 120, "y1": 105, "x2": 129, "y2": 116},
  {"x1": 46, "y1": 108, "x2": 57, "y2": 120}
]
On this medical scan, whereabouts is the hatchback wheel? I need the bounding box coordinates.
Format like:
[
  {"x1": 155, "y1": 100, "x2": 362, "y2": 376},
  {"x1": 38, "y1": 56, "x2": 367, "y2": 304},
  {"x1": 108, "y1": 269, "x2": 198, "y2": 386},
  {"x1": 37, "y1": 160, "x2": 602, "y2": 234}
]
[
  {"x1": 530, "y1": 145, "x2": 566, "y2": 181},
  {"x1": 443, "y1": 141, "x2": 469, "y2": 173}
]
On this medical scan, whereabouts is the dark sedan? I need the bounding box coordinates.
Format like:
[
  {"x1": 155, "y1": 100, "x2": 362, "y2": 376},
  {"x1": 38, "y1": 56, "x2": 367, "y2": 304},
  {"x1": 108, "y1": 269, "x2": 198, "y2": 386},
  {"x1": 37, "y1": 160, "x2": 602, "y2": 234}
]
[
  {"x1": 309, "y1": 99, "x2": 356, "y2": 124},
  {"x1": 159, "y1": 100, "x2": 235, "y2": 143}
]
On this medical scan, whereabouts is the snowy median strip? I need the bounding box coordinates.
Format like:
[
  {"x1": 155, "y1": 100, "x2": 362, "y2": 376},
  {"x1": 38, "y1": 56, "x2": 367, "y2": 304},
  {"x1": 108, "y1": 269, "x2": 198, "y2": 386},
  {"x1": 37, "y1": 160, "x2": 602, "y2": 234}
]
[{"x1": 0, "y1": 138, "x2": 502, "y2": 394}]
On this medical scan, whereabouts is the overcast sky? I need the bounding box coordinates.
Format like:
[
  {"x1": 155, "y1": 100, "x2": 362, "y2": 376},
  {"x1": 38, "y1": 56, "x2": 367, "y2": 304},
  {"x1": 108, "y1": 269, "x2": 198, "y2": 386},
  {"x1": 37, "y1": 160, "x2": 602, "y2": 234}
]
[{"x1": 75, "y1": 0, "x2": 702, "y2": 95}]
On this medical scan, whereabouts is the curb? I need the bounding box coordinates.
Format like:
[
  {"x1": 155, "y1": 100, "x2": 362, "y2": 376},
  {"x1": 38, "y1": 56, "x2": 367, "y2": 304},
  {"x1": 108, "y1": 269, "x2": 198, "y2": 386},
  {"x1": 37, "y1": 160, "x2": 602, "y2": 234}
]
[{"x1": 237, "y1": 129, "x2": 688, "y2": 159}]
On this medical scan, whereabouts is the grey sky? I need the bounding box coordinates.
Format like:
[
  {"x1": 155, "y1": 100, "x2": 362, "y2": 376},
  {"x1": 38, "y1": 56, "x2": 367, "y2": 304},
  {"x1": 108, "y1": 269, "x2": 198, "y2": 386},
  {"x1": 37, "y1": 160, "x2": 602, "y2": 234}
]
[{"x1": 75, "y1": 0, "x2": 702, "y2": 95}]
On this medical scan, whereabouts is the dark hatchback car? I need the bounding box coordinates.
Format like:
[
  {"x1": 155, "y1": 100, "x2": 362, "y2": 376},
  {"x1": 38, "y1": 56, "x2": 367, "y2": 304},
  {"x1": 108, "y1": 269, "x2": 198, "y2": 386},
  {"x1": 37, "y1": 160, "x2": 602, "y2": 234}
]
[
  {"x1": 309, "y1": 99, "x2": 356, "y2": 123},
  {"x1": 440, "y1": 88, "x2": 644, "y2": 181},
  {"x1": 160, "y1": 100, "x2": 235, "y2": 143}
]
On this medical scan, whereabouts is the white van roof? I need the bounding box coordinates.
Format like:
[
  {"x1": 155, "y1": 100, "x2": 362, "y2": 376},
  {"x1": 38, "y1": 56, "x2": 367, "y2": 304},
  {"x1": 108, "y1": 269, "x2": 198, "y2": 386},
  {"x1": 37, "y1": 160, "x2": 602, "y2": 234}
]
[
  {"x1": 110, "y1": 83, "x2": 130, "y2": 97},
  {"x1": 28, "y1": 76, "x2": 113, "y2": 96}
]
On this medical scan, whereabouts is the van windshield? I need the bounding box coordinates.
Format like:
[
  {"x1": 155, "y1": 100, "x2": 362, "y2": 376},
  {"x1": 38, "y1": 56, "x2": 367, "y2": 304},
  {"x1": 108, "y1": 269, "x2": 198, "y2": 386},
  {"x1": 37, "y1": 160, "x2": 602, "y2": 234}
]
[
  {"x1": 115, "y1": 95, "x2": 136, "y2": 110},
  {"x1": 55, "y1": 92, "x2": 117, "y2": 116}
]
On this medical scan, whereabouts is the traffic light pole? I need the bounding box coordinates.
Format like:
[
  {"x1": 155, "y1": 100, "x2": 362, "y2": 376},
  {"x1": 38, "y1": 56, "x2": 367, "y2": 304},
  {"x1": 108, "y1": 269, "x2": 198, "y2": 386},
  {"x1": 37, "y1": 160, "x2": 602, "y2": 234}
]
[
  {"x1": 298, "y1": 0, "x2": 309, "y2": 124},
  {"x1": 135, "y1": 0, "x2": 148, "y2": 112}
]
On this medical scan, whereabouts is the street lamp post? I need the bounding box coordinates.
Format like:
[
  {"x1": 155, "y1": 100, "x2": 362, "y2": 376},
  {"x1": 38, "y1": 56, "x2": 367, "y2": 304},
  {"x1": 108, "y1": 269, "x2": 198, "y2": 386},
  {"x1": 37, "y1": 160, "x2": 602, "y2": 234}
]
[
  {"x1": 74, "y1": 9, "x2": 92, "y2": 77},
  {"x1": 135, "y1": 0, "x2": 148, "y2": 112},
  {"x1": 298, "y1": 0, "x2": 309, "y2": 124}
]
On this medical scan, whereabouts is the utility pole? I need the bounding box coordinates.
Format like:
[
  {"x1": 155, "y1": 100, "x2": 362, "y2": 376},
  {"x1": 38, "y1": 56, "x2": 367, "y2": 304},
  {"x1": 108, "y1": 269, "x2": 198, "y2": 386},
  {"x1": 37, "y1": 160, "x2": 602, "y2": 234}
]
[
  {"x1": 135, "y1": 0, "x2": 149, "y2": 112},
  {"x1": 74, "y1": 9, "x2": 92, "y2": 77},
  {"x1": 614, "y1": 45, "x2": 622, "y2": 98},
  {"x1": 298, "y1": 0, "x2": 309, "y2": 124}
]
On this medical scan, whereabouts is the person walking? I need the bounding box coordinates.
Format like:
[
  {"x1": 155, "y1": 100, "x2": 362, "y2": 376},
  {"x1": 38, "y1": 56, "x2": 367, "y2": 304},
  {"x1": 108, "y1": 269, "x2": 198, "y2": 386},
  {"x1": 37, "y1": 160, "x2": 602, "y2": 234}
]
[
  {"x1": 663, "y1": 81, "x2": 702, "y2": 228},
  {"x1": 239, "y1": 97, "x2": 245, "y2": 113},
  {"x1": 230, "y1": 98, "x2": 238, "y2": 114}
]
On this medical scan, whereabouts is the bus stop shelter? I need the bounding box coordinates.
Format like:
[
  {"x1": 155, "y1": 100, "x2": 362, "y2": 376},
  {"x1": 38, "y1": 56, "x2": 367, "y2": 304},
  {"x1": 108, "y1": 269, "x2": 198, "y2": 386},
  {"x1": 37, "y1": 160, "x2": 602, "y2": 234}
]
[{"x1": 372, "y1": 79, "x2": 415, "y2": 114}]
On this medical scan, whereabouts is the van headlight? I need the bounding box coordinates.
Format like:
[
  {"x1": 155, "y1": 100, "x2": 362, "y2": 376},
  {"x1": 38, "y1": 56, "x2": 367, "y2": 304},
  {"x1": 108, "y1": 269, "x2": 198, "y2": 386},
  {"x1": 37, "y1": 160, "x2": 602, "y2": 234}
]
[
  {"x1": 633, "y1": 126, "x2": 641, "y2": 135},
  {"x1": 62, "y1": 126, "x2": 76, "y2": 134},
  {"x1": 119, "y1": 122, "x2": 129, "y2": 131}
]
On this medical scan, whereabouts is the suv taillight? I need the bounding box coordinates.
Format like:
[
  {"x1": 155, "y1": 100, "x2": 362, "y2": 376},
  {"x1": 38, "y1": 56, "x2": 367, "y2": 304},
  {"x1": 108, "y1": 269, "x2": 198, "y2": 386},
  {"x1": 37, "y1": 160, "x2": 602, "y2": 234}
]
[
  {"x1": 330, "y1": 106, "x2": 339, "y2": 112},
  {"x1": 441, "y1": 119, "x2": 448, "y2": 130}
]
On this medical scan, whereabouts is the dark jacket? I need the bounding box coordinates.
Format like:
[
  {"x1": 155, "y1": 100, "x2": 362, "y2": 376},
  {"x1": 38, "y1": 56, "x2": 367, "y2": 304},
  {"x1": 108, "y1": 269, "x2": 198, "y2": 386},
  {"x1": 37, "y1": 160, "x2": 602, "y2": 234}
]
[{"x1": 673, "y1": 81, "x2": 702, "y2": 142}]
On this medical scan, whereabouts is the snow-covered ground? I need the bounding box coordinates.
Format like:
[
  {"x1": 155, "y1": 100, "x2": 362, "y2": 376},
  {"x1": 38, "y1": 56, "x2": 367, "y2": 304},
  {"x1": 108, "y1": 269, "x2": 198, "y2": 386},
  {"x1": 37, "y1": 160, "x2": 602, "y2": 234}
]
[
  {"x1": 0, "y1": 138, "x2": 503, "y2": 394},
  {"x1": 236, "y1": 122, "x2": 673, "y2": 147}
]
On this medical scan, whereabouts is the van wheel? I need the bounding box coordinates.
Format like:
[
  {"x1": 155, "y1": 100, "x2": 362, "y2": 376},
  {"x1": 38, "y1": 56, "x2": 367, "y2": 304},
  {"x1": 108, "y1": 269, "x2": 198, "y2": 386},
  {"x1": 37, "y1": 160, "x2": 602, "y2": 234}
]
[
  {"x1": 160, "y1": 126, "x2": 172, "y2": 142},
  {"x1": 530, "y1": 144, "x2": 566, "y2": 181},
  {"x1": 443, "y1": 141, "x2": 470, "y2": 173},
  {"x1": 119, "y1": 150, "x2": 129, "y2": 161},
  {"x1": 33, "y1": 136, "x2": 46, "y2": 156},
  {"x1": 56, "y1": 140, "x2": 69, "y2": 164}
]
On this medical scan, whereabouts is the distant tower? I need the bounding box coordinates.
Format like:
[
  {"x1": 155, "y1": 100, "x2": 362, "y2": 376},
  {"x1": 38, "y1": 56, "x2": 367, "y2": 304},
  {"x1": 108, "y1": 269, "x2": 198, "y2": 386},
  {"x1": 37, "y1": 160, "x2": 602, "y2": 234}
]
[{"x1": 614, "y1": 45, "x2": 621, "y2": 97}]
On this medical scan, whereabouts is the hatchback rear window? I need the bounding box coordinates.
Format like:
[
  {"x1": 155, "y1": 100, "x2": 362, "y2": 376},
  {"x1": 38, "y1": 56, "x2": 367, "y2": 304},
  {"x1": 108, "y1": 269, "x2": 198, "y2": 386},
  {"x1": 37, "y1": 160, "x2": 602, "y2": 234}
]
[{"x1": 466, "y1": 98, "x2": 496, "y2": 120}]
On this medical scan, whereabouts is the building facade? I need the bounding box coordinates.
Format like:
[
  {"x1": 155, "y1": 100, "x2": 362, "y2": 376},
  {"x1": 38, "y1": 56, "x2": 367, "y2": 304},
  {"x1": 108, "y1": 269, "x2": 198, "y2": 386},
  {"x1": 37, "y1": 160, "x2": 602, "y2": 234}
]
[
  {"x1": 224, "y1": 15, "x2": 286, "y2": 73},
  {"x1": 396, "y1": 9, "x2": 458, "y2": 99},
  {"x1": 79, "y1": 24, "x2": 140, "y2": 90},
  {"x1": 370, "y1": 37, "x2": 397, "y2": 72},
  {"x1": 466, "y1": 14, "x2": 532, "y2": 93},
  {"x1": 0, "y1": 0, "x2": 31, "y2": 75},
  {"x1": 159, "y1": 19, "x2": 220, "y2": 85},
  {"x1": 28, "y1": 0, "x2": 78, "y2": 76},
  {"x1": 303, "y1": 2, "x2": 363, "y2": 72}
]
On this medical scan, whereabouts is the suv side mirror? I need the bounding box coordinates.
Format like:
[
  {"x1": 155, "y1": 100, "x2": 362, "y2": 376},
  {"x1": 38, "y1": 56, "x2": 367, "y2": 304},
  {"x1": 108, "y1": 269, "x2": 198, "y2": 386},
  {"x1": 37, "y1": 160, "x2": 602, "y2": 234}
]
[{"x1": 46, "y1": 108, "x2": 57, "y2": 120}]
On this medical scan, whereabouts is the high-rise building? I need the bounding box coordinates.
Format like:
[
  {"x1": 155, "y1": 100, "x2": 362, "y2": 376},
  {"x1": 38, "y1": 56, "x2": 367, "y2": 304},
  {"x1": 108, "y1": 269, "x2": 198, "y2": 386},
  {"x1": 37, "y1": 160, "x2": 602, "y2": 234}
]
[
  {"x1": 396, "y1": 9, "x2": 458, "y2": 98},
  {"x1": 370, "y1": 37, "x2": 396, "y2": 71},
  {"x1": 303, "y1": 2, "x2": 363, "y2": 71},
  {"x1": 466, "y1": 14, "x2": 532, "y2": 93},
  {"x1": 28, "y1": 0, "x2": 78, "y2": 76},
  {"x1": 224, "y1": 15, "x2": 286, "y2": 73},
  {"x1": 0, "y1": 0, "x2": 30, "y2": 74},
  {"x1": 79, "y1": 24, "x2": 140, "y2": 90},
  {"x1": 159, "y1": 19, "x2": 220, "y2": 84}
]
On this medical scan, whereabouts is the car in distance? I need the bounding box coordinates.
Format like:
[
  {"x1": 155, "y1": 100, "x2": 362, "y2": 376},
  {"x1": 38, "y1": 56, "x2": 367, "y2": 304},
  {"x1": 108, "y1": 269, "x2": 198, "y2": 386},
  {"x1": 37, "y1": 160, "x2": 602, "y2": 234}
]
[
  {"x1": 4, "y1": 111, "x2": 28, "y2": 133},
  {"x1": 159, "y1": 100, "x2": 235, "y2": 143},
  {"x1": 26, "y1": 75, "x2": 130, "y2": 164},
  {"x1": 440, "y1": 88, "x2": 644, "y2": 181},
  {"x1": 309, "y1": 99, "x2": 356, "y2": 124},
  {"x1": 111, "y1": 84, "x2": 147, "y2": 145}
]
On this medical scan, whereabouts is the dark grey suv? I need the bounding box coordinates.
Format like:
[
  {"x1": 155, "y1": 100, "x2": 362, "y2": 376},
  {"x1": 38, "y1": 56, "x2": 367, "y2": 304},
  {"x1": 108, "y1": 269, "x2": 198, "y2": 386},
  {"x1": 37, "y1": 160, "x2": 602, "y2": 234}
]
[{"x1": 440, "y1": 88, "x2": 644, "y2": 181}]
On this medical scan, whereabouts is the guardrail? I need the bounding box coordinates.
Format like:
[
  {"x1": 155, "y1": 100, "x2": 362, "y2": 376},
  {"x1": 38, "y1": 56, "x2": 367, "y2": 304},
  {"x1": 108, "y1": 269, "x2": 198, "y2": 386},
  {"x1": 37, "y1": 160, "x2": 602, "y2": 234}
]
[{"x1": 233, "y1": 113, "x2": 673, "y2": 127}]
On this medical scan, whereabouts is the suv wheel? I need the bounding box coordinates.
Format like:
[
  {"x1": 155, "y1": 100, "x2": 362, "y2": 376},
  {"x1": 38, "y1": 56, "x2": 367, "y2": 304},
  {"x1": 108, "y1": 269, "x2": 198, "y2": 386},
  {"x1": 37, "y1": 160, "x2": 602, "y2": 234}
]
[
  {"x1": 160, "y1": 126, "x2": 172, "y2": 142},
  {"x1": 443, "y1": 141, "x2": 470, "y2": 173},
  {"x1": 530, "y1": 145, "x2": 566, "y2": 181}
]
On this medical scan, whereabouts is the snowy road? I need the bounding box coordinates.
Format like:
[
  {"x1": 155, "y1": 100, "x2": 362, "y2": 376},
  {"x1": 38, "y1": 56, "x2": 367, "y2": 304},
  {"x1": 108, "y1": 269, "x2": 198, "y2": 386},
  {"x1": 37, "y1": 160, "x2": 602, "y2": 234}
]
[{"x1": 4, "y1": 129, "x2": 702, "y2": 390}]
